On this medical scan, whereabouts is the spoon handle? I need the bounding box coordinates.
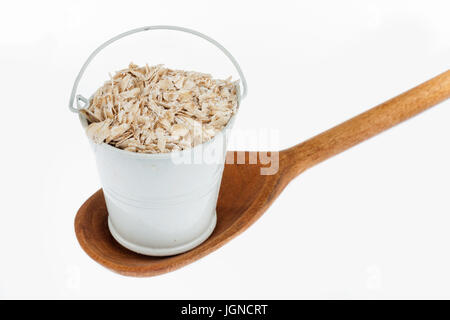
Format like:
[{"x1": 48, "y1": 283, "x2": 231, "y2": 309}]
[{"x1": 282, "y1": 70, "x2": 450, "y2": 178}]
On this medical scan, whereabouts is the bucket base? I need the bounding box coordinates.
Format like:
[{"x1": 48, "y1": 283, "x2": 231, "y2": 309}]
[{"x1": 107, "y1": 213, "x2": 217, "y2": 256}]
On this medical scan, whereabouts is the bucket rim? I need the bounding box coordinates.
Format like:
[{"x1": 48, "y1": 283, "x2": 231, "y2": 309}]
[{"x1": 80, "y1": 112, "x2": 237, "y2": 159}]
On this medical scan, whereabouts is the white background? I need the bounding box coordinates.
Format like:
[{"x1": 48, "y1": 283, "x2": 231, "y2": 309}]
[{"x1": 0, "y1": 0, "x2": 449, "y2": 299}]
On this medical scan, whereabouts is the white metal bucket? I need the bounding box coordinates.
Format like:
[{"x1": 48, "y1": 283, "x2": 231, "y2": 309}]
[{"x1": 69, "y1": 26, "x2": 247, "y2": 256}]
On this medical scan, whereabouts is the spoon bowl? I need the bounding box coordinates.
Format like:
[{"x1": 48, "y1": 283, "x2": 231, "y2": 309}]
[{"x1": 75, "y1": 151, "x2": 286, "y2": 277}]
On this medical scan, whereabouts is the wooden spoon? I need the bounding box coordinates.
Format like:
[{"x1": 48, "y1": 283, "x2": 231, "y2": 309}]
[{"x1": 75, "y1": 70, "x2": 450, "y2": 277}]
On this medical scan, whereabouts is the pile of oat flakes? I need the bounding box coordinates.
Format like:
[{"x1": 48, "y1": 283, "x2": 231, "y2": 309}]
[{"x1": 81, "y1": 63, "x2": 238, "y2": 153}]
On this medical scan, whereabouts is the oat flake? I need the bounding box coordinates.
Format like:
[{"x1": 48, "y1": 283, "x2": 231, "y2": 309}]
[{"x1": 81, "y1": 63, "x2": 238, "y2": 153}]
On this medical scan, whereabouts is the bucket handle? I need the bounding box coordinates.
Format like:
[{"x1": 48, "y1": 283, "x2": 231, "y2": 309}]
[{"x1": 69, "y1": 25, "x2": 248, "y2": 113}]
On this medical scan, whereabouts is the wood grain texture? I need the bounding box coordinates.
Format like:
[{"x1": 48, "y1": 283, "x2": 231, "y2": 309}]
[
  {"x1": 75, "y1": 155, "x2": 281, "y2": 277},
  {"x1": 75, "y1": 70, "x2": 450, "y2": 277}
]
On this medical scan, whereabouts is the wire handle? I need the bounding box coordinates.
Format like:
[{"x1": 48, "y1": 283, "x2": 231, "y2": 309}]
[{"x1": 69, "y1": 25, "x2": 248, "y2": 113}]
